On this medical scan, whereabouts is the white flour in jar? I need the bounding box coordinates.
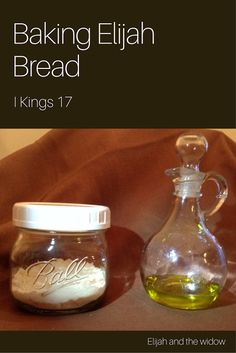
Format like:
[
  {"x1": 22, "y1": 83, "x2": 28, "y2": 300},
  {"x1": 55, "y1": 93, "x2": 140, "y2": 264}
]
[{"x1": 11, "y1": 258, "x2": 106, "y2": 310}]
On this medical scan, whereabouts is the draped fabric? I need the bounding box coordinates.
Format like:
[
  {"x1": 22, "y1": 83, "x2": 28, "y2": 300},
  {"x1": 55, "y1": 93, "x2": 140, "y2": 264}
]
[{"x1": 0, "y1": 129, "x2": 235, "y2": 330}]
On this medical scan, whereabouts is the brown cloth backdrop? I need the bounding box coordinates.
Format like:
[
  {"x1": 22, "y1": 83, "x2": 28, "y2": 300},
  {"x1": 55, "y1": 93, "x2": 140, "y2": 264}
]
[{"x1": 0, "y1": 128, "x2": 236, "y2": 330}]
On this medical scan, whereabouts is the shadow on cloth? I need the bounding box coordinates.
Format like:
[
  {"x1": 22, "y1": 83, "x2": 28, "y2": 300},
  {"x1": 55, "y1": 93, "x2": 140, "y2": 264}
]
[
  {"x1": 214, "y1": 228, "x2": 236, "y2": 308},
  {"x1": 102, "y1": 226, "x2": 144, "y2": 306}
]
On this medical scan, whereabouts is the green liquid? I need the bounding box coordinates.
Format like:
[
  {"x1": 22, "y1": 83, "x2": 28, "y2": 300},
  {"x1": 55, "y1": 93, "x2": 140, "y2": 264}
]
[{"x1": 144, "y1": 275, "x2": 220, "y2": 310}]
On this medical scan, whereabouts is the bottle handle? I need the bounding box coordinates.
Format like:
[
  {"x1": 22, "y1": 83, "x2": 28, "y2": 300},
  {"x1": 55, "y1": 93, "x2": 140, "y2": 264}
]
[{"x1": 202, "y1": 172, "x2": 228, "y2": 217}]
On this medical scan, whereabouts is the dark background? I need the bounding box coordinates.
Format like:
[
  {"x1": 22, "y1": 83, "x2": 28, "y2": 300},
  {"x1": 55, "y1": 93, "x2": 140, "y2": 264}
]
[{"x1": 1, "y1": 0, "x2": 235, "y2": 127}]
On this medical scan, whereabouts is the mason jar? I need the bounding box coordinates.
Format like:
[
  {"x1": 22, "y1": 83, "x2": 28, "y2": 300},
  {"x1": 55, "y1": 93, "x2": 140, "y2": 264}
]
[{"x1": 11, "y1": 202, "x2": 110, "y2": 314}]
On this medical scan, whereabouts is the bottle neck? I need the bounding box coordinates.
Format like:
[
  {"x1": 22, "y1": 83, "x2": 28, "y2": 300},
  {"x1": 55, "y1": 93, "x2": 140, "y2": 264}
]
[
  {"x1": 174, "y1": 178, "x2": 202, "y2": 199},
  {"x1": 168, "y1": 195, "x2": 203, "y2": 226}
]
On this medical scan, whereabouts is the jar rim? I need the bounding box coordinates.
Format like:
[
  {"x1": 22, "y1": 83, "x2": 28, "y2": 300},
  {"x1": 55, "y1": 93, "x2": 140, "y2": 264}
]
[{"x1": 12, "y1": 202, "x2": 111, "y2": 232}]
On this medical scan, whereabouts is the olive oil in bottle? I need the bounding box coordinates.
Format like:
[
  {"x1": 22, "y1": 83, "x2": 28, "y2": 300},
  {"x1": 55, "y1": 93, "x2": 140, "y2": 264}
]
[
  {"x1": 144, "y1": 275, "x2": 220, "y2": 310},
  {"x1": 140, "y1": 133, "x2": 228, "y2": 310}
]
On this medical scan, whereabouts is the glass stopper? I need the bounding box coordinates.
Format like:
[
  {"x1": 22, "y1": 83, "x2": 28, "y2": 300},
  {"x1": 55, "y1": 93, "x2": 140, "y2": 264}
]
[{"x1": 176, "y1": 133, "x2": 208, "y2": 171}]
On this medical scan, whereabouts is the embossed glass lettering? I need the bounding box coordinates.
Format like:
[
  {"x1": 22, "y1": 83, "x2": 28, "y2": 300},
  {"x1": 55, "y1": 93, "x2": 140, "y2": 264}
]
[{"x1": 26, "y1": 257, "x2": 89, "y2": 290}]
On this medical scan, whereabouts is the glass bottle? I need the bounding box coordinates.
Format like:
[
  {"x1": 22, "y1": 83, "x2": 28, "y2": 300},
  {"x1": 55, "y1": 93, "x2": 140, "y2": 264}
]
[{"x1": 140, "y1": 134, "x2": 228, "y2": 310}]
